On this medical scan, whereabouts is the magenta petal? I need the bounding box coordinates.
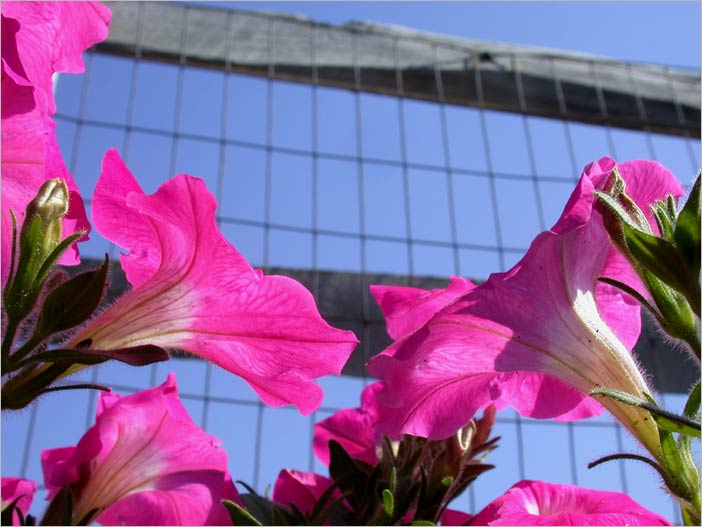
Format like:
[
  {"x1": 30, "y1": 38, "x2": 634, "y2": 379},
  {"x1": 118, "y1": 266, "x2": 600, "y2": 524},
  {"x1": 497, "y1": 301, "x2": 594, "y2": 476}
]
[
  {"x1": 1, "y1": 2, "x2": 111, "y2": 114},
  {"x1": 73, "y1": 149, "x2": 357, "y2": 415},
  {"x1": 0, "y1": 80, "x2": 90, "y2": 282},
  {"x1": 41, "y1": 374, "x2": 237, "y2": 526},
  {"x1": 313, "y1": 382, "x2": 384, "y2": 466},
  {"x1": 1, "y1": 477, "x2": 38, "y2": 525},
  {"x1": 368, "y1": 158, "x2": 679, "y2": 459},
  {"x1": 470, "y1": 480, "x2": 671, "y2": 526},
  {"x1": 440, "y1": 508, "x2": 472, "y2": 526},
  {"x1": 272, "y1": 469, "x2": 337, "y2": 516},
  {"x1": 371, "y1": 276, "x2": 475, "y2": 340}
]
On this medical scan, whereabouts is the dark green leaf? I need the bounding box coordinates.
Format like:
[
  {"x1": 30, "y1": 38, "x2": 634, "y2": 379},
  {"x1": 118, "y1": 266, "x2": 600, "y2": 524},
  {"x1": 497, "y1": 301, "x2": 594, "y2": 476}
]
[
  {"x1": 2, "y1": 496, "x2": 24, "y2": 526},
  {"x1": 409, "y1": 522, "x2": 435, "y2": 526},
  {"x1": 239, "y1": 494, "x2": 277, "y2": 526},
  {"x1": 222, "y1": 500, "x2": 263, "y2": 526},
  {"x1": 16, "y1": 344, "x2": 169, "y2": 369},
  {"x1": 36, "y1": 256, "x2": 109, "y2": 336},
  {"x1": 2, "y1": 363, "x2": 71, "y2": 410},
  {"x1": 39, "y1": 486, "x2": 73, "y2": 526}
]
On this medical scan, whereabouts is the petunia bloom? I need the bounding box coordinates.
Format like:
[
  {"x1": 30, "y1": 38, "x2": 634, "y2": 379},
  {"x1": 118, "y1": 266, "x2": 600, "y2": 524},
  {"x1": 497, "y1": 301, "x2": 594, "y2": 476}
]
[
  {"x1": 469, "y1": 480, "x2": 670, "y2": 525},
  {"x1": 368, "y1": 158, "x2": 684, "y2": 463},
  {"x1": 41, "y1": 373, "x2": 238, "y2": 526},
  {"x1": 0, "y1": 2, "x2": 110, "y2": 284},
  {"x1": 1, "y1": 477, "x2": 37, "y2": 526},
  {"x1": 66, "y1": 149, "x2": 358, "y2": 415},
  {"x1": 272, "y1": 469, "x2": 340, "y2": 517},
  {"x1": 313, "y1": 382, "x2": 385, "y2": 466}
]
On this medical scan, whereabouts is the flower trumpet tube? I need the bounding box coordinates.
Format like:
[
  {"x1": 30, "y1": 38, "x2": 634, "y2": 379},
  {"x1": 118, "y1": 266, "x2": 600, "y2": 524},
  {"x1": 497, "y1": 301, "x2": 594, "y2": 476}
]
[
  {"x1": 368, "y1": 158, "x2": 684, "y2": 465},
  {"x1": 66, "y1": 149, "x2": 358, "y2": 415}
]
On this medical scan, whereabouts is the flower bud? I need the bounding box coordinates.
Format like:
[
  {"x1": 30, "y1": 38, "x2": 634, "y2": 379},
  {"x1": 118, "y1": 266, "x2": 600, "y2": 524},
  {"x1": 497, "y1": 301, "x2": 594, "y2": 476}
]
[{"x1": 20, "y1": 178, "x2": 69, "y2": 258}]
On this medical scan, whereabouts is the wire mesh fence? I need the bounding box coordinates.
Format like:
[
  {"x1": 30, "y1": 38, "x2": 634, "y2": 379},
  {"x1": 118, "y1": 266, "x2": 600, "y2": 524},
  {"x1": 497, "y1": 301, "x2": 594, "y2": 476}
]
[{"x1": 2, "y1": 2, "x2": 700, "y2": 522}]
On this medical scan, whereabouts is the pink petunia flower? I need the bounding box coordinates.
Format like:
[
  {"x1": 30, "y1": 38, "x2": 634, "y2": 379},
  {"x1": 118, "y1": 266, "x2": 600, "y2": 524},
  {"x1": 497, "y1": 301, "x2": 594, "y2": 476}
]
[
  {"x1": 469, "y1": 480, "x2": 671, "y2": 525},
  {"x1": 41, "y1": 373, "x2": 238, "y2": 526},
  {"x1": 66, "y1": 149, "x2": 358, "y2": 415},
  {"x1": 313, "y1": 382, "x2": 384, "y2": 466},
  {"x1": 0, "y1": 2, "x2": 110, "y2": 284},
  {"x1": 1, "y1": 477, "x2": 37, "y2": 526},
  {"x1": 272, "y1": 469, "x2": 340, "y2": 517},
  {"x1": 367, "y1": 158, "x2": 684, "y2": 463},
  {"x1": 1, "y1": 2, "x2": 111, "y2": 115}
]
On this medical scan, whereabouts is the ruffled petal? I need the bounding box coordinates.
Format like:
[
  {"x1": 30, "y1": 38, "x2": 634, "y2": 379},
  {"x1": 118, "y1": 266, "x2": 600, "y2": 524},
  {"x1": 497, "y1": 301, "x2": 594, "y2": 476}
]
[
  {"x1": 72, "y1": 149, "x2": 358, "y2": 415},
  {"x1": 470, "y1": 480, "x2": 671, "y2": 526}
]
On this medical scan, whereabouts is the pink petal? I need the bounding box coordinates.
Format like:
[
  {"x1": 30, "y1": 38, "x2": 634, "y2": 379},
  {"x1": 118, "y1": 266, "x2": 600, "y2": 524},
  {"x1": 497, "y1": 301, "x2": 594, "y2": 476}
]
[
  {"x1": 272, "y1": 469, "x2": 337, "y2": 516},
  {"x1": 371, "y1": 276, "x2": 475, "y2": 340},
  {"x1": 368, "y1": 158, "x2": 681, "y2": 459},
  {"x1": 313, "y1": 382, "x2": 384, "y2": 466},
  {"x1": 470, "y1": 480, "x2": 671, "y2": 526},
  {"x1": 72, "y1": 149, "x2": 358, "y2": 415},
  {"x1": 440, "y1": 508, "x2": 472, "y2": 526},
  {"x1": 41, "y1": 374, "x2": 237, "y2": 526},
  {"x1": 1, "y1": 46, "x2": 90, "y2": 285},
  {"x1": 1, "y1": 2, "x2": 111, "y2": 114},
  {"x1": 1, "y1": 477, "x2": 38, "y2": 525}
]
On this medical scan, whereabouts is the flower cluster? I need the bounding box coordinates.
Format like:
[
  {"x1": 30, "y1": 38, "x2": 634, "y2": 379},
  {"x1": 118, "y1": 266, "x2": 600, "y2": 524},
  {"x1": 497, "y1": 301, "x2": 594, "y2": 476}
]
[{"x1": 1, "y1": 2, "x2": 699, "y2": 526}]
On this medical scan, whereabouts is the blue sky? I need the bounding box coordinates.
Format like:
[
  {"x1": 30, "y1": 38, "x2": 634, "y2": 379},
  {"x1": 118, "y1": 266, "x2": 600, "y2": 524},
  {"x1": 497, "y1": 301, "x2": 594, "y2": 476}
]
[{"x1": 2, "y1": 1, "x2": 700, "y2": 523}]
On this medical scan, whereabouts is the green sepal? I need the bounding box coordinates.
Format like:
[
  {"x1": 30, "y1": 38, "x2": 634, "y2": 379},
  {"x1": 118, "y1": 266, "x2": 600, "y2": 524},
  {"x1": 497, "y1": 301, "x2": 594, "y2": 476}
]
[
  {"x1": 684, "y1": 381, "x2": 701, "y2": 420},
  {"x1": 222, "y1": 500, "x2": 263, "y2": 526},
  {"x1": 238, "y1": 494, "x2": 278, "y2": 526},
  {"x1": 674, "y1": 174, "x2": 701, "y2": 281},
  {"x1": 622, "y1": 222, "x2": 693, "y2": 299},
  {"x1": 651, "y1": 200, "x2": 676, "y2": 241}
]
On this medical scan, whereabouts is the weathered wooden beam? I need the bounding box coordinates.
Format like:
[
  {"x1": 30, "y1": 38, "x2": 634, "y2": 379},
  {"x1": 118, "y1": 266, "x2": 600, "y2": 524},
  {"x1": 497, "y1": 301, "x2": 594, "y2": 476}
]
[
  {"x1": 76, "y1": 258, "x2": 697, "y2": 394},
  {"x1": 98, "y1": 1, "x2": 700, "y2": 138}
]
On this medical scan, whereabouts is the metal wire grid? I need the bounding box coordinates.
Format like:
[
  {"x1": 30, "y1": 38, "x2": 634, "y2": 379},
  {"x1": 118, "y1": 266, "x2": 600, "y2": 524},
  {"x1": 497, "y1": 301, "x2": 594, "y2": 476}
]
[{"x1": 3, "y1": 4, "x2": 699, "y2": 522}]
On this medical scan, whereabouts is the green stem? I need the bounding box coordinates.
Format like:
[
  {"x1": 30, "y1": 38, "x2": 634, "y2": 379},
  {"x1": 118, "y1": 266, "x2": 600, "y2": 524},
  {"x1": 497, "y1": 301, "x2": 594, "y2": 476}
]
[{"x1": 1, "y1": 316, "x2": 21, "y2": 371}]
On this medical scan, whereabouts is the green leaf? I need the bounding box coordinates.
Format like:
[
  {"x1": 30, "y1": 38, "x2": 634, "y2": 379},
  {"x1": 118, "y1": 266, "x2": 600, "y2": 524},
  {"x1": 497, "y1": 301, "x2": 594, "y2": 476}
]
[
  {"x1": 410, "y1": 521, "x2": 436, "y2": 526},
  {"x1": 222, "y1": 500, "x2": 263, "y2": 526},
  {"x1": 35, "y1": 255, "x2": 109, "y2": 336},
  {"x1": 651, "y1": 412, "x2": 701, "y2": 439},
  {"x1": 684, "y1": 381, "x2": 701, "y2": 420},
  {"x1": 382, "y1": 488, "x2": 394, "y2": 518},
  {"x1": 675, "y1": 174, "x2": 701, "y2": 279}
]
